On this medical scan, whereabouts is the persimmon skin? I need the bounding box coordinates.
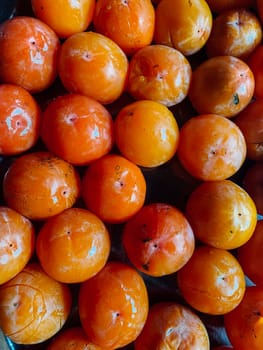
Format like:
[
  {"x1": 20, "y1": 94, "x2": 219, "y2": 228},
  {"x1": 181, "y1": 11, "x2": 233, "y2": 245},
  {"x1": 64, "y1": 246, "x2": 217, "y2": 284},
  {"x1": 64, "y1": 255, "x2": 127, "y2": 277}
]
[
  {"x1": 78, "y1": 261, "x2": 149, "y2": 349},
  {"x1": 3, "y1": 152, "x2": 81, "y2": 220},
  {"x1": 177, "y1": 245, "x2": 246, "y2": 315},
  {"x1": 224, "y1": 286, "x2": 263, "y2": 350},
  {"x1": 243, "y1": 162, "x2": 263, "y2": 215},
  {"x1": 154, "y1": 0, "x2": 213, "y2": 56},
  {"x1": 0, "y1": 263, "x2": 72, "y2": 345},
  {"x1": 247, "y1": 45, "x2": 263, "y2": 100},
  {"x1": 93, "y1": 0, "x2": 155, "y2": 55},
  {"x1": 41, "y1": 94, "x2": 114, "y2": 165},
  {"x1": 177, "y1": 114, "x2": 247, "y2": 181},
  {"x1": 122, "y1": 203, "x2": 195, "y2": 277},
  {"x1": 134, "y1": 302, "x2": 210, "y2": 350},
  {"x1": 188, "y1": 55, "x2": 255, "y2": 118},
  {"x1": 0, "y1": 207, "x2": 35, "y2": 285},
  {"x1": 206, "y1": 0, "x2": 256, "y2": 13},
  {"x1": 185, "y1": 180, "x2": 257, "y2": 250},
  {"x1": 31, "y1": 0, "x2": 95, "y2": 38},
  {"x1": 0, "y1": 16, "x2": 60, "y2": 93}
]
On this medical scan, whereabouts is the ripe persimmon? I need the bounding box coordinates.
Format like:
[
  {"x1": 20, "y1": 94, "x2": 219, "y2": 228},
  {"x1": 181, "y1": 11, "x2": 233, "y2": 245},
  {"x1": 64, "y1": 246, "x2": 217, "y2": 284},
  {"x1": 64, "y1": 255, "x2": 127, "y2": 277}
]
[
  {"x1": 114, "y1": 100, "x2": 179, "y2": 167},
  {"x1": 135, "y1": 302, "x2": 210, "y2": 350},
  {"x1": 36, "y1": 207, "x2": 111, "y2": 284},
  {"x1": 185, "y1": 180, "x2": 257, "y2": 250},
  {"x1": 31, "y1": 0, "x2": 95, "y2": 38},
  {"x1": 0, "y1": 262, "x2": 72, "y2": 345},
  {"x1": 247, "y1": 45, "x2": 263, "y2": 99},
  {"x1": 122, "y1": 203, "x2": 195, "y2": 277},
  {"x1": 243, "y1": 162, "x2": 263, "y2": 215},
  {"x1": 0, "y1": 206, "x2": 35, "y2": 285},
  {"x1": 93, "y1": 0, "x2": 155, "y2": 55},
  {"x1": 0, "y1": 84, "x2": 40, "y2": 156},
  {"x1": 58, "y1": 31, "x2": 128, "y2": 104},
  {"x1": 3, "y1": 152, "x2": 80, "y2": 220},
  {"x1": 188, "y1": 55, "x2": 255, "y2": 118},
  {"x1": 177, "y1": 114, "x2": 247, "y2": 181},
  {"x1": 78, "y1": 261, "x2": 149, "y2": 349},
  {"x1": 224, "y1": 286, "x2": 263, "y2": 350},
  {"x1": 40, "y1": 93, "x2": 114, "y2": 165},
  {"x1": 82, "y1": 154, "x2": 146, "y2": 224},
  {"x1": 127, "y1": 44, "x2": 192, "y2": 107},
  {"x1": 154, "y1": 0, "x2": 213, "y2": 56},
  {"x1": 205, "y1": 8, "x2": 262, "y2": 59},
  {"x1": 0, "y1": 16, "x2": 60, "y2": 93},
  {"x1": 177, "y1": 245, "x2": 246, "y2": 315}
]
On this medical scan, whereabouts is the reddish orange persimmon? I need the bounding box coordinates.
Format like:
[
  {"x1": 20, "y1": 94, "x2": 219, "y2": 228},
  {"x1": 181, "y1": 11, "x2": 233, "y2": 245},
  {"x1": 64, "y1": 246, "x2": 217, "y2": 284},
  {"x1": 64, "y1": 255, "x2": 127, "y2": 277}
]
[
  {"x1": 188, "y1": 56, "x2": 255, "y2": 118},
  {"x1": 185, "y1": 180, "x2": 257, "y2": 250},
  {"x1": 78, "y1": 261, "x2": 149, "y2": 349},
  {"x1": 0, "y1": 84, "x2": 40, "y2": 155},
  {"x1": 3, "y1": 152, "x2": 80, "y2": 220},
  {"x1": 234, "y1": 98, "x2": 263, "y2": 161},
  {"x1": 127, "y1": 44, "x2": 192, "y2": 107},
  {"x1": 0, "y1": 206, "x2": 35, "y2": 285},
  {"x1": 36, "y1": 207, "x2": 111, "y2": 284},
  {"x1": 224, "y1": 286, "x2": 263, "y2": 350},
  {"x1": 135, "y1": 302, "x2": 210, "y2": 350},
  {"x1": 0, "y1": 16, "x2": 60, "y2": 93},
  {"x1": 82, "y1": 154, "x2": 146, "y2": 224},
  {"x1": 177, "y1": 245, "x2": 246, "y2": 315},
  {"x1": 243, "y1": 162, "x2": 263, "y2": 215},
  {"x1": 41, "y1": 93, "x2": 114, "y2": 165},
  {"x1": 205, "y1": 8, "x2": 262, "y2": 59},
  {"x1": 114, "y1": 100, "x2": 179, "y2": 167},
  {"x1": 206, "y1": 0, "x2": 256, "y2": 13},
  {"x1": 93, "y1": 0, "x2": 155, "y2": 55},
  {"x1": 0, "y1": 263, "x2": 72, "y2": 345},
  {"x1": 154, "y1": 0, "x2": 213, "y2": 56},
  {"x1": 58, "y1": 31, "x2": 128, "y2": 104},
  {"x1": 247, "y1": 45, "x2": 263, "y2": 99},
  {"x1": 238, "y1": 221, "x2": 263, "y2": 286},
  {"x1": 46, "y1": 327, "x2": 104, "y2": 350},
  {"x1": 31, "y1": 0, "x2": 95, "y2": 38},
  {"x1": 177, "y1": 114, "x2": 247, "y2": 181},
  {"x1": 122, "y1": 203, "x2": 195, "y2": 277}
]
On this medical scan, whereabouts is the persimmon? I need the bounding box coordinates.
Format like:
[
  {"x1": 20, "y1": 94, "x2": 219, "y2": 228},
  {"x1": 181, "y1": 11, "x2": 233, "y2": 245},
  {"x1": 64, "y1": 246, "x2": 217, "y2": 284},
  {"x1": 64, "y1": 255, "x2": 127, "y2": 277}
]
[
  {"x1": 81, "y1": 153, "x2": 146, "y2": 224},
  {"x1": 31, "y1": 0, "x2": 95, "y2": 38},
  {"x1": 36, "y1": 207, "x2": 111, "y2": 284},
  {"x1": 3, "y1": 152, "x2": 80, "y2": 220},
  {"x1": 40, "y1": 93, "x2": 114, "y2": 165},
  {"x1": 0, "y1": 84, "x2": 40, "y2": 156},
  {"x1": 154, "y1": 0, "x2": 213, "y2": 56},
  {"x1": 122, "y1": 202, "x2": 195, "y2": 277},
  {"x1": 224, "y1": 286, "x2": 263, "y2": 350},
  {"x1": 247, "y1": 45, "x2": 263, "y2": 99},
  {"x1": 206, "y1": 0, "x2": 256, "y2": 13},
  {"x1": 177, "y1": 114, "x2": 247, "y2": 181},
  {"x1": 0, "y1": 206, "x2": 35, "y2": 285},
  {"x1": 188, "y1": 55, "x2": 255, "y2": 118},
  {"x1": 185, "y1": 180, "x2": 257, "y2": 250},
  {"x1": 177, "y1": 245, "x2": 246, "y2": 315},
  {"x1": 243, "y1": 162, "x2": 263, "y2": 215},
  {"x1": 114, "y1": 100, "x2": 179, "y2": 167},
  {"x1": 93, "y1": 0, "x2": 155, "y2": 55},
  {"x1": 134, "y1": 302, "x2": 210, "y2": 350},
  {"x1": 58, "y1": 31, "x2": 128, "y2": 104},
  {"x1": 0, "y1": 262, "x2": 72, "y2": 345},
  {"x1": 205, "y1": 8, "x2": 262, "y2": 59},
  {"x1": 238, "y1": 220, "x2": 263, "y2": 286},
  {"x1": 0, "y1": 16, "x2": 60, "y2": 93},
  {"x1": 127, "y1": 44, "x2": 192, "y2": 107},
  {"x1": 78, "y1": 261, "x2": 149, "y2": 349}
]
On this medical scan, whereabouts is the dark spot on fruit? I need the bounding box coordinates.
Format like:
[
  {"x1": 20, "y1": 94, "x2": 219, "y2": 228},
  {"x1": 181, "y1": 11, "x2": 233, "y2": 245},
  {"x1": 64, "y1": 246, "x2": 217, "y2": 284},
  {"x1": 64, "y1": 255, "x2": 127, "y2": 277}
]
[
  {"x1": 233, "y1": 93, "x2": 240, "y2": 105},
  {"x1": 142, "y1": 263, "x2": 149, "y2": 271}
]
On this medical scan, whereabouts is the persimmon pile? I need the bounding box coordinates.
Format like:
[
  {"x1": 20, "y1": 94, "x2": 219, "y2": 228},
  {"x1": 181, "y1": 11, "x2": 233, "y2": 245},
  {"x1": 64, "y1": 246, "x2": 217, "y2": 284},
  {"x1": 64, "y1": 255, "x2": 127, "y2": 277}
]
[{"x1": 0, "y1": 0, "x2": 262, "y2": 349}]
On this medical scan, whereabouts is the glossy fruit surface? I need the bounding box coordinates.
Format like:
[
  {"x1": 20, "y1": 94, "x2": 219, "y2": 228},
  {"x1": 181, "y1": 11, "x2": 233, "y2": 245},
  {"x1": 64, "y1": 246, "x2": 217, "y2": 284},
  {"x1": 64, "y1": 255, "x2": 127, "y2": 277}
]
[
  {"x1": 177, "y1": 245, "x2": 246, "y2": 315},
  {"x1": 177, "y1": 114, "x2": 247, "y2": 181},
  {"x1": 135, "y1": 301, "x2": 210, "y2": 350},
  {"x1": 41, "y1": 93, "x2": 114, "y2": 165},
  {"x1": 0, "y1": 206, "x2": 35, "y2": 285},
  {"x1": 78, "y1": 261, "x2": 149, "y2": 349},
  {"x1": 3, "y1": 152, "x2": 80, "y2": 220},
  {"x1": 0, "y1": 16, "x2": 60, "y2": 93},
  {"x1": 0, "y1": 263, "x2": 72, "y2": 344},
  {"x1": 114, "y1": 100, "x2": 179, "y2": 167}
]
